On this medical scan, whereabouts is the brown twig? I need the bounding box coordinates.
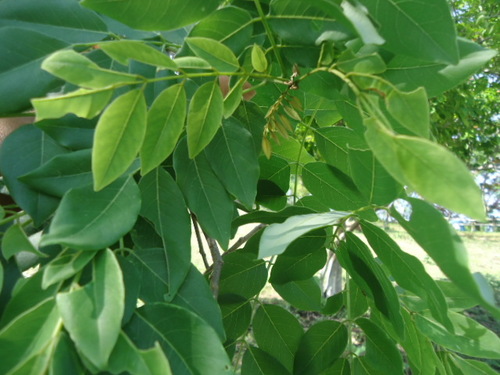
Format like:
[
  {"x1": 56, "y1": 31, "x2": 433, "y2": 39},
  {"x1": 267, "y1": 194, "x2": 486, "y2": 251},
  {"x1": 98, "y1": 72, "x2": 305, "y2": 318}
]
[
  {"x1": 227, "y1": 224, "x2": 267, "y2": 253},
  {"x1": 206, "y1": 236, "x2": 223, "y2": 299},
  {"x1": 191, "y1": 213, "x2": 210, "y2": 270}
]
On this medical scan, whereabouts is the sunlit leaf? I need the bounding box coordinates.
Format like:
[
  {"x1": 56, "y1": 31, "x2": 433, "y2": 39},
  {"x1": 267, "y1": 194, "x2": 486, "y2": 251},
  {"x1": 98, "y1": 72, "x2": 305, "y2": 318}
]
[
  {"x1": 386, "y1": 87, "x2": 430, "y2": 138},
  {"x1": 99, "y1": 40, "x2": 177, "y2": 69},
  {"x1": 251, "y1": 44, "x2": 268, "y2": 72},
  {"x1": 186, "y1": 37, "x2": 240, "y2": 72},
  {"x1": 42, "y1": 250, "x2": 97, "y2": 289}
]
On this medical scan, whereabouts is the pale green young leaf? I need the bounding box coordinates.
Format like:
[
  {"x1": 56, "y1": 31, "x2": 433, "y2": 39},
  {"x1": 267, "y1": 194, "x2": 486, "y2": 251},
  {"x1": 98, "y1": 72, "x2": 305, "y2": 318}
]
[
  {"x1": 99, "y1": 40, "x2": 177, "y2": 69},
  {"x1": 173, "y1": 56, "x2": 211, "y2": 70},
  {"x1": 222, "y1": 78, "x2": 244, "y2": 119},
  {"x1": 82, "y1": 0, "x2": 220, "y2": 31},
  {"x1": 2, "y1": 223, "x2": 46, "y2": 260},
  {"x1": 386, "y1": 87, "x2": 430, "y2": 138},
  {"x1": 41, "y1": 176, "x2": 141, "y2": 251},
  {"x1": 42, "y1": 50, "x2": 141, "y2": 89},
  {"x1": 450, "y1": 356, "x2": 498, "y2": 375},
  {"x1": 253, "y1": 304, "x2": 303, "y2": 372},
  {"x1": 141, "y1": 83, "x2": 186, "y2": 175},
  {"x1": 259, "y1": 211, "x2": 347, "y2": 259},
  {"x1": 186, "y1": 80, "x2": 224, "y2": 159},
  {"x1": 251, "y1": 44, "x2": 268, "y2": 72},
  {"x1": 42, "y1": 250, "x2": 97, "y2": 289},
  {"x1": 340, "y1": 1, "x2": 384, "y2": 45},
  {"x1": 294, "y1": 320, "x2": 348, "y2": 375},
  {"x1": 57, "y1": 249, "x2": 124, "y2": 369},
  {"x1": 33, "y1": 88, "x2": 113, "y2": 121},
  {"x1": 186, "y1": 37, "x2": 240, "y2": 72},
  {"x1": 0, "y1": 299, "x2": 60, "y2": 375},
  {"x1": 93, "y1": 89, "x2": 147, "y2": 190}
]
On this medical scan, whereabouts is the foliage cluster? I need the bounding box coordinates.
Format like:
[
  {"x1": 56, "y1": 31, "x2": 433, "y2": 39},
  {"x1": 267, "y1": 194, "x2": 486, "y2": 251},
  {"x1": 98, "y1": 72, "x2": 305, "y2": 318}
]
[{"x1": 0, "y1": 0, "x2": 499, "y2": 374}]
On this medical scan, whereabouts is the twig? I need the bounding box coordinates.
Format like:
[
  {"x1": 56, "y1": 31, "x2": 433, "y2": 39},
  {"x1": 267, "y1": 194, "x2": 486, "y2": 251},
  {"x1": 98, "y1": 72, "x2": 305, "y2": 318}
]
[
  {"x1": 191, "y1": 213, "x2": 210, "y2": 270},
  {"x1": 206, "y1": 235, "x2": 223, "y2": 299},
  {"x1": 227, "y1": 224, "x2": 267, "y2": 253}
]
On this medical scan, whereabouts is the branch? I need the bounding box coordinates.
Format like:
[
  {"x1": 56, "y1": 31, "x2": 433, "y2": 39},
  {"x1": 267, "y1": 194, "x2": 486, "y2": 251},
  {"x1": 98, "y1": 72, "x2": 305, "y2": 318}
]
[
  {"x1": 191, "y1": 213, "x2": 210, "y2": 270},
  {"x1": 205, "y1": 235, "x2": 223, "y2": 299},
  {"x1": 227, "y1": 223, "x2": 267, "y2": 253}
]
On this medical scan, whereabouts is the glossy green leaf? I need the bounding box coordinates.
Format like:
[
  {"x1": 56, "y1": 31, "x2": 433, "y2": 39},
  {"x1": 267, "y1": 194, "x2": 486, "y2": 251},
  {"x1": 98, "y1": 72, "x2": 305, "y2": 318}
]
[
  {"x1": 0, "y1": 299, "x2": 60, "y2": 375},
  {"x1": 92, "y1": 88, "x2": 146, "y2": 189},
  {"x1": 107, "y1": 332, "x2": 172, "y2": 375},
  {"x1": 49, "y1": 332, "x2": 84, "y2": 375},
  {"x1": 57, "y1": 249, "x2": 124, "y2": 369},
  {"x1": 33, "y1": 88, "x2": 113, "y2": 121},
  {"x1": 273, "y1": 278, "x2": 323, "y2": 312},
  {"x1": 186, "y1": 37, "x2": 240, "y2": 72},
  {"x1": 42, "y1": 250, "x2": 97, "y2": 289},
  {"x1": 386, "y1": 87, "x2": 430, "y2": 138},
  {"x1": 253, "y1": 304, "x2": 303, "y2": 372},
  {"x1": 359, "y1": 0, "x2": 458, "y2": 64},
  {"x1": 171, "y1": 266, "x2": 225, "y2": 341},
  {"x1": 35, "y1": 115, "x2": 95, "y2": 150},
  {"x1": 219, "y1": 250, "x2": 268, "y2": 299},
  {"x1": 259, "y1": 211, "x2": 347, "y2": 259},
  {"x1": 222, "y1": 78, "x2": 244, "y2": 119},
  {"x1": 251, "y1": 44, "x2": 268, "y2": 72},
  {"x1": 41, "y1": 176, "x2": 141, "y2": 250},
  {"x1": 82, "y1": 0, "x2": 220, "y2": 31},
  {"x1": 0, "y1": 0, "x2": 107, "y2": 44},
  {"x1": 205, "y1": 118, "x2": 259, "y2": 208},
  {"x1": 392, "y1": 198, "x2": 499, "y2": 318},
  {"x1": 124, "y1": 303, "x2": 232, "y2": 375},
  {"x1": 1, "y1": 223, "x2": 45, "y2": 260},
  {"x1": 361, "y1": 220, "x2": 452, "y2": 330},
  {"x1": 139, "y1": 168, "x2": 191, "y2": 300},
  {"x1": 337, "y1": 233, "x2": 404, "y2": 337},
  {"x1": 141, "y1": 83, "x2": 186, "y2": 175},
  {"x1": 241, "y1": 346, "x2": 290, "y2": 375},
  {"x1": 416, "y1": 311, "x2": 500, "y2": 359},
  {"x1": 302, "y1": 162, "x2": 368, "y2": 211},
  {"x1": 174, "y1": 138, "x2": 234, "y2": 248},
  {"x1": 449, "y1": 356, "x2": 498, "y2": 375},
  {"x1": 356, "y1": 318, "x2": 403, "y2": 375},
  {"x1": 219, "y1": 295, "x2": 252, "y2": 342},
  {"x1": 293, "y1": 320, "x2": 348, "y2": 375},
  {"x1": 99, "y1": 40, "x2": 177, "y2": 69},
  {"x1": 0, "y1": 125, "x2": 66, "y2": 225},
  {"x1": 365, "y1": 118, "x2": 486, "y2": 220},
  {"x1": 0, "y1": 27, "x2": 68, "y2": 115},
  {"x1": 186, "y1": 80, "x2": 224, "y2": 158},
  {"x1": 270, "y1": 229, "x2": 327, "y2": 284},
  {"x1": 173, "y1": 56, "x2": 212, "y2": 70},
  {"x1": 42, "y1": 50, "x2": 141, "y2": 89},
  {"x1": 384, "y1": 38, "x2": 497, "y2": 97}
]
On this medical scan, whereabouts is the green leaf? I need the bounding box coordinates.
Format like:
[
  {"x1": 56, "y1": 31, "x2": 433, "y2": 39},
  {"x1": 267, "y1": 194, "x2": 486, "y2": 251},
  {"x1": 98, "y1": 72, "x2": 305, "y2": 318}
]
[
  {"x1": 355, "y1": 318, "x2": 403, "y2": 375},
  {"x1": 99, "y1": 40, "x2": 177, "y2": 69},
  {"x1": 82, "y1": 0, "x2": 220, "y2": 31},
  {"x1": 41, "y1": 176, "x2": 141, "y2": 250},
  {"x1": 219, "y1": 295, "x2": 252, "y2": 342},
  {"x1": 33, "y1": 88, "x2": 114, "y2": 121},
  {"x1": 1, "y1": 223, "x2": 45, "y2": 260},
  {"x1": 340, "y1": 1, "x2": 384, "y2": 45},
  {"x1": 42, "y1": 50, "x2": 141, "y2": 89},
  {"x1": 259, "y1": 211, "x2": 347, "y2": 259},
  {"x1": 365, "y1": 118, "x2": 486, "y2": 220},
  {"x1": 361, "y1": 220, "x2": 452, "y2": 331},
  {"x1": 57, "y1": 249, "x2": 124, "y2": 369},
  {"x1": 186, "y1": 80, "x2": 224, "y2": 158},
  {"x1": 222, "y1": 78, "x2": 244, "y2": 119},
  {"x1": 42, "y1": 250, "x2": 97, "y2": 289},
  {"x1": 384, "y1": 38, "x2": 497, "y2": 97},
  {"x1": 171, "y1": 266, "x2": 225, "y2": 341},
  {"x1": 49, "y1": 332, "x2": 84, "y2": 375},
  {"x1": 302, "y1": 162, "x2": 368, "y2": 211},
  {"x1": 359, "y1": 0, "x2": 458, "y2": 64},
  {"x1": 449, "y1": 356, "x2": 498, "y2": 375},
  {"x1": 93, "y1": 88, "x2": 147, "y2": 190},
  {"x1": 0, "y1": 0, "x2": 107, "y2": 44},
  {"x1": 251, "y1": 44, "x2": 268, "y2": 72},
  {"x1": 270, "y1": 229, "x2": 327, "y2": 284},
  {"x1": 271, "y1": 137, "x2": 316, "y2": 172},
  {"x1": 0, "y1": 299, "x2": 60, "y2": 375},
  {"x1": 253, "y1": 304, "x2": 304, "y2": 372},
  {"x1": 293, "y1": 320, "x2": 348, "y2": 375},
  {"x1": 416, "y1": 311, "x2": 500, "y2": 359},
  {"x1": 36, "y1": 115, "x2": 95, "y2": 150},
  {"x1": 392, "y1": 198, "x2": 500, "y2": 318},
  {"x1": 348, "y1": 149, "x2": 403, "y2": 206},
  {"x1": 186, "y1": 37, "x2": 240, "y2": 72},
  {"x1": 337, "y1": 233, "x2": 404, "y2": 337},
  {"x1": 241, "y1": 346, "x2": 290, "y2": 375},
  {"x1": 205, "y1": 118, "x2": 260, "y2": 208},
  {"x1": 174, "y1": 138, "x2": 234, "y2": 248},
  {"x1": 219, "y1": 250, "x2": 268, "y2": 299},
  {"x1": 124, "y1": 303, "x2": 232, "y2": 375},
  {"x1": 0, "y1": 262, "x2": 3, "y2": 295},
  {"x1": 386, "y1": 87, "x2": 430, "y2": 138},
  {"x1": 347, "y1": 280, "x2": 369, "y2": 319},
  {"x1": 141, "y1": 83, "x2": 186, "y2": 175},
  {"x1": 0, "y1": 27, "x2": 68, "y2": 115},
  {"x1": 0, "y1": 125, "x2": 66, "y2": 226},
  {"x1": 139, "y1": 168, "x2": 191, "y2": 300},
  {"x1": 173, "y1": 56, "x2": 212, "y2": 70},
  {"x1": 314, "y1": 126, "x2": 367, "y2": 175},
  {"x1": 273, "y1": 278, "x2": 323, "y2": 312},
  {"x1": 19, "y1": 149, "x2": 93, "y2": 198}
]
